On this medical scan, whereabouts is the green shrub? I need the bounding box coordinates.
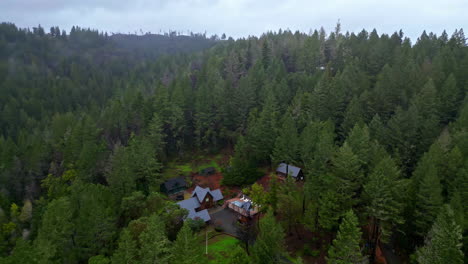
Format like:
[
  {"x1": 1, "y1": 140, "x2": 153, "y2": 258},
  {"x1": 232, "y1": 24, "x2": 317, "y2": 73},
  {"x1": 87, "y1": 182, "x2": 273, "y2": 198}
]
[
  {"x1": 311, "y1": 250, "x2": 320, "y2": 257},
  {"x1": 303, "y1": 245, "x2": 314, "y2": 256},
  {"x1": 187, "y1": 218, "x2": 205, "y2": 232}
]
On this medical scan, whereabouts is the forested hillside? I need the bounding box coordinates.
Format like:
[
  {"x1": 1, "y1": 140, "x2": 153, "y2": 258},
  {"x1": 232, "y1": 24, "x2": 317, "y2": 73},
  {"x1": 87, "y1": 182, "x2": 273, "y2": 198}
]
[{"x1": 0, "y1": 22, "x2": 466, "y2": 263}]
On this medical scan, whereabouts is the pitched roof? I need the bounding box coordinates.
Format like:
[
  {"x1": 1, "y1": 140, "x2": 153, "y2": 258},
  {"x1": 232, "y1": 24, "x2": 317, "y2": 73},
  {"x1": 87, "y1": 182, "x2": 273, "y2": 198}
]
[
  {"x1": 210, "y1": 189, "x2": 224, "y2": 201},
  {"x1": 191, "y1": 186, "x2": 223, "y2": 203},
  {"x1": 177, "y1": 197, "x2": 211, "y2": 222},
  {"x1": 177, "y1": 197, "x2": 200, "y2": 212},
  {"x1": 276, "y1": 163, "x2": 302, "y2": 178},
  {"x1": 190, "y1": 209, "x2": 211, "y2": 222},
  {"x1": 161, "y1": 177, "x2": 186, "y2": 191},
  {"x1": 192, "y1": 186, "x2": 209, "y2": 202}
]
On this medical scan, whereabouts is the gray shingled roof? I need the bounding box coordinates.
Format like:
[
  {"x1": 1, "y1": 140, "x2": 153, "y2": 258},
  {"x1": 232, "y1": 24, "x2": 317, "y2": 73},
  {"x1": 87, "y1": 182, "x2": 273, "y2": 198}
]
[
  {"x1": 276, "y1": 163, "x2": 302, "y2": 178},
  {"x1": 177, "y1": 197, "x2": 200, "y2": 212},
  {"x1": 176, "y1": 197, "x2": 211, "y2": 222},
  {"x1": 192, "y1": 186, "x2": 209, "y2": 203},
  {"x1": 192, "y1": 186, "x2": 224, "y2": 202},
  {"x1": 191, "y1": 209, "x2": 211, "y2": 222},
  {"x1": 210, "y1": 189, "x2": 223, "y2": 201}
]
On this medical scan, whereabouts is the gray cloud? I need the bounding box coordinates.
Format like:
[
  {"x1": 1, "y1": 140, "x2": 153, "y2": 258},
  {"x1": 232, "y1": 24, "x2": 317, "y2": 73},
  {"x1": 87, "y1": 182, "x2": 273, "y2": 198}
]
[{"x1": 0, "y1": 0, "x2": 466, "y2": 41}]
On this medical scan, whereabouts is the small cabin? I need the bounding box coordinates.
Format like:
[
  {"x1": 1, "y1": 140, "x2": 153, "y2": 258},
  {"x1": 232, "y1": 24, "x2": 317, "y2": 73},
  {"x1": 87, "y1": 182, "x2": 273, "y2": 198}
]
[
  {"x1": 276, "y1": 163, "x2": 304, "y2": 181},
  {"x1": 160, "y1": 177, "x2": 187, "y2": 199},
  {"x1": 200, "y1": 167, "x2": 216, "y2": 176}
]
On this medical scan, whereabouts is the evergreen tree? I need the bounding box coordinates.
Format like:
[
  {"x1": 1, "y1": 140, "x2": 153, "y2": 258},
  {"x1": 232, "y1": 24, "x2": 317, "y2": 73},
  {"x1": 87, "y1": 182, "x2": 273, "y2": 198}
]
[
  {"x1": 331, "y1": 143, "x2": 363, "y2": 206},
  {"x1": 34, "y1": 197, "x2": 74, "y2": 263},
  {"x1": 318, "y1": 189, "x2": 342, "y2": 231},
  {"x1": 416, "y1": 205, "x2": 464, "y2": 264},
  {"x1": 223, "y1": 136, "x2": 260, "y2": 185},
  {"x1": 171, "y1": 222, "x2": 203, "y2": 264},
  {"x1": 111, "y1": 229, "x2": 138, "y2": 264},
  {"x1": 227, "y1": 245, "x2": 250, "y2": 264},
  {"x1": 261, "y1": 40, "x2": 272, "y2": 69},
  {"x1": 438, "y1": 74, "x2": 460, "y2": 124},
  {"x1": 70, "y1": 183, "x2": 116, "y2": 260},
  {"x1": 340, "y1": 96, "x2": 365, "y2": 137},
  {"x1": 271, "y1": 113, "x2": 299, "y2": 165},
  {"x1": 277, "y1": 176, "x2": 303, "y2": 236},
  {"x1": 300, "y1": 120, "x2": 336, "y2": 173},
  {"x1": 147, "y1": 112, "x2": 166, "y2": 160},
  {"x1": 245, "y1": 91, "x2": 278, "y2": 164},
  {"x1": 363, "y1": 156, "x2": 405, "y2": 261},
  {"x1": 251, "y1": 210, "x2": 285, "y2": 264},
  {"x1": 368, "y1": 114, "x2": 386, "y2": 145},
  {"x1": 413, "y1": 163, "x2": 443, "y2": 238},
  {"x1": 139, "y1": 214, "x2": 172, "y2": 264},
  {"x1": 327, "y1": 210, "x2": 364, "y2": 264},
  {"x1": 344, "y1": 124, "x2": 371, "y2": 171}
]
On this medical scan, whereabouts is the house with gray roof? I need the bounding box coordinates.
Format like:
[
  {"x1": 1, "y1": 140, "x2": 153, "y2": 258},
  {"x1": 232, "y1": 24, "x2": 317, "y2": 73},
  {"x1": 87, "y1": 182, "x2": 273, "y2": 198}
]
[
  {"x1": 176, "y1": 185, "x2": 224, "y2": 222},
  {"x1": 276, "y1": 163, "x2": 304, "y2": 180}
]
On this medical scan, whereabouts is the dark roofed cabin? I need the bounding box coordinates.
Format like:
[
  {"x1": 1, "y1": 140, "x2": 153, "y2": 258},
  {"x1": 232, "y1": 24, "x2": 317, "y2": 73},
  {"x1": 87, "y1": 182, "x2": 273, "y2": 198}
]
[
  {"x1": 160, "y1": 177, "x2": 187, "y2": 198},
  {"x1": 276, "y1": 163, "x2": 304, "y2": 181},
  {"x1": 199, "y1": 167, "x2": 216, "y2": 176}
]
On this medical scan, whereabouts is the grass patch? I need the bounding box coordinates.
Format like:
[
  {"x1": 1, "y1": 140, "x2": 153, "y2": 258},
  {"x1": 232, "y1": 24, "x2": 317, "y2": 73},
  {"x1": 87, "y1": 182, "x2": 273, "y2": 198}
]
[
  {"x1": 162, "y1": 152, "x2": 226, "y2": 180},
  {"x1": 209, "y1": 235, "x2": 238, "y2": 251},
  {"x1": 204, "y1": 235, "x2": 239, "y2": 264},
  {"x1": 196, "y1": 160, "x2": 221, "y2": 173},
  {"x1": 162, "y1": 162, "x2": 193, "y2": 179}
]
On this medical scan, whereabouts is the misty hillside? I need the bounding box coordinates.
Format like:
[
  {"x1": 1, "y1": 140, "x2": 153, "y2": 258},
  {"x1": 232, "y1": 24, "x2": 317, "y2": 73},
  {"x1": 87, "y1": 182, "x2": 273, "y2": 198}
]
[{"x1": 110, "y1": 32, "x2": 218, "y2": 56}]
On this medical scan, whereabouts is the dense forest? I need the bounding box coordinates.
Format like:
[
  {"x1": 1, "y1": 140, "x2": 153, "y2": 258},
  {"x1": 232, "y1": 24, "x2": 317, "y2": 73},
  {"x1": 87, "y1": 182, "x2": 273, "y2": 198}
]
[{"x1": 0, "y1": 21, "x2": 466, "y2": 263}]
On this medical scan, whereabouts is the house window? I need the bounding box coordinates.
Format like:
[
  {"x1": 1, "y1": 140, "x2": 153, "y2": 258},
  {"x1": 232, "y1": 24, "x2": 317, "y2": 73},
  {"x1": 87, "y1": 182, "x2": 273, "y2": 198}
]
[{"x1": 206, "y1": 197, "x2": 209, "y2": 202}]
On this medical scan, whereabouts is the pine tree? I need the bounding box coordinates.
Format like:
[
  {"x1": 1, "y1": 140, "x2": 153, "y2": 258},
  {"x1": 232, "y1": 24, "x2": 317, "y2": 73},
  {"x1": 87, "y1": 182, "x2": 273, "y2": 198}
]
[
  {"x1": 363, "y1": 156, "x2": 405, "y2": 262},
  {"x1": 340, "y1": 96, "x2": 365, "y2": 138},
  {"x1": 34, "y1": 197, "x2": 74, "y2": 263},
  {"x1": 327, "y1": 210, "x2": 364, "y2": 264},
  {"x1": 251, "y1": 210, "x2": 285, "y2": 264},
  {"x1": 438, "y1": 74, "x2": 460, "y2": 124},
  {"x1": 245, "y1": 91, "x2": 278, "y2": 164},
  {"x1": 147, "y1": 112, "x2": 166, "y2": 160},
  {"x1": 299, "y1": 120, "x2": 336, "y2": 173},
  {"x1": 261, "y1": 40, "x2": 272, "y2": 69},
  {"x1": 139, "y1": 214, "x2": 172, "y2": 264},
  {"x1": 416, "y1": 205, "x2": 464, "y2": 264},
  {"x1": 368, "y1": 114, "x2": 387, "y2": 145},
  {"x1": 223, "y1": 136, "x2": 260, "y2": 185},
  {"x1": 344, "y1": 124, "x2": 371, "y2": 171},
  {"x1": 271, "y1": 113, "x2": 299, "y2": 165},
  {"x1": 70, "y1": 183, "x2": 116, "y2": 260},
  {"x1": 227, "y1": 245, "x2": 250, "y2": 264},
  {"x1": 318, "y1": 188, "x2": 342, "y2": 231},
  {"x1": 277, "y1": 176, "x2": 304, "y2": 236},
  {"x1": 386, "y1": 106, "x2": 420, "y2": 174},
  {"x1": 171, "y1": 222, "x2": 203, "y2": 264},
  {"x1": 111, "y1": 229, "x2": 138, "y2": 264},
  {"x1": 106, "y1": 144, "x2": 135, "y2": 198},
  {"x1": 413, "y1": 163, "x2": 443, "y2": 237},
  {"x1": 331, "y1": 143, "x2": 363, "y2": 206}
]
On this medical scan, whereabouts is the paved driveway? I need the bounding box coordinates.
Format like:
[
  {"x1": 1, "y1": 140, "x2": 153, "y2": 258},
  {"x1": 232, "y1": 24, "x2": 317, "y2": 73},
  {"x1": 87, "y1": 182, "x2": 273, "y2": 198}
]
[{"x1": 210, "y1": 208, "x2": 239, "y2": 236}]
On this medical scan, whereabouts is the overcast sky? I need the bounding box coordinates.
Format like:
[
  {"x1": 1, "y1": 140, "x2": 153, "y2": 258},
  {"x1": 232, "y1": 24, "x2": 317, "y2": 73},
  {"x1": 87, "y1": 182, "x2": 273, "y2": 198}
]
[{"x1": 1, "y1": 0, "x2": 466, "y2": 41}]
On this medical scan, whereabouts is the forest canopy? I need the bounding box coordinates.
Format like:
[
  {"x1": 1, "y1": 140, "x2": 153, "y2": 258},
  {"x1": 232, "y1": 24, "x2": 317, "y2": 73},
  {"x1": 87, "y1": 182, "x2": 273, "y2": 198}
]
[{"x1": 0, "y1": 22, "x2": 466, "y2": 263}]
